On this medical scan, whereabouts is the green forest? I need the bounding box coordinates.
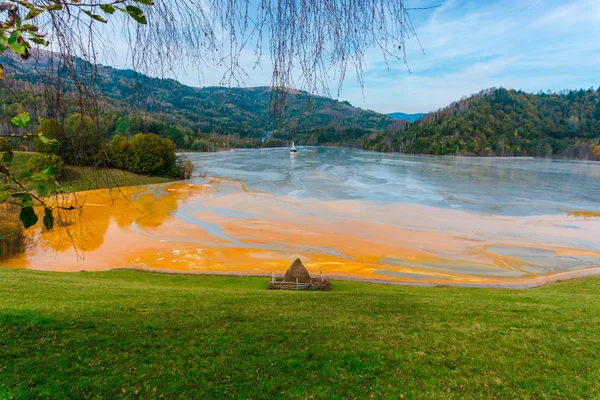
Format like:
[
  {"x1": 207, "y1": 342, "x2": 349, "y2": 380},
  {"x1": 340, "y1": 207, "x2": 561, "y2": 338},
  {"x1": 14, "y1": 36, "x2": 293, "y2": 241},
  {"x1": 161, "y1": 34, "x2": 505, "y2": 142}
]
[
  {"x1": 0, "y1": 52, "x2": 392, "y2": 151},
  {"x1": 365, "y1": 87, "x2": 600, "y2": 159}
]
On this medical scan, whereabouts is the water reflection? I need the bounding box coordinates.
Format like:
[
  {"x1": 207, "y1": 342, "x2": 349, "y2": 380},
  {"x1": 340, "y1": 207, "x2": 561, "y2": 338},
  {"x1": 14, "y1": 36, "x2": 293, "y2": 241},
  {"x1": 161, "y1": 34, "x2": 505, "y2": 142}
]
[{"x1": 188, "y1": 148, "x2": 600, "y2": 216}]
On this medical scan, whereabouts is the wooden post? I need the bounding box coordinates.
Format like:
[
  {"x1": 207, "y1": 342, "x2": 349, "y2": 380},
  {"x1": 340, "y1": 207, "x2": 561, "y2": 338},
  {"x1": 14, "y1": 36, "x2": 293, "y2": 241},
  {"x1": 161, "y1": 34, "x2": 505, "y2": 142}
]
[{"x1": 296, "y1": 277, "x2": 299, "y2": 290}]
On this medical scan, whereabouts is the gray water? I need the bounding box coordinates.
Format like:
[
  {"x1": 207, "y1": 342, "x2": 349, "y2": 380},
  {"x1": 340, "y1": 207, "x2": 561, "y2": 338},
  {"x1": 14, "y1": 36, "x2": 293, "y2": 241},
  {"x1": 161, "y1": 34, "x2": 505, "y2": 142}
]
[{"x1": 186, "y1": 147, "x2": 600, "y2": 216}]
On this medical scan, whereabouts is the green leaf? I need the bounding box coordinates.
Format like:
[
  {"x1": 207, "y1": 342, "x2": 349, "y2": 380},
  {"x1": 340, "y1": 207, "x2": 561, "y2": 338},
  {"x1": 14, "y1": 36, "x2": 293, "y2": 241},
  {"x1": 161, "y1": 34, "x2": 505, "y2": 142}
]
[
  {"x1": 124, "y1": 5, "x2": 147, "y2": 24},
  {"x1": 100, "y1": 5, "x2": 116, "y2": 14},
  {"x1": 25, "y1": 7, "x2": 45, "y2": 20},
  {"x1": 0, "y1": 190, "x2": 8, "y2": 203},
  {"x1": 37, "y1": 135, "x2": 58, "y2": 145},
  {"x1": 21, "y1": 193, "x2": 34, "y2": 207},
  {"x1": 60, "y1": 186, "x2": 77, "y2": 194},
  {"x1": 8, "y1": 31, "x2": 26, "y2": 55},
  {"x1": 135, "y1": 0, "x2": 154, "y2": 4},
  {"x1": 19, "y1": 206, "x2": 38, "y2": 229},
  {"x1": 82, "y1": 9, "x2": 108, "y2": 23},
  {"x1": 36, "y1": 185, "x2": 49, "y2": 197},
  {"x1": 43, "y1": 166, "x2": 59, "y2": 179},
  {"x1": 31, "y1": 172, "x2": 47, "y2": 182},
  {"x1": 21, "y1": 24, "x2": 38, "y2": 31},
  {"x1": 11, "y1": 112, "x2": 31, "y2": 129},
  {"x1": 37, "y1": 135, "x2": 59, "y2": 151},
  {"x1": 0, "y1": 34, "x2": 7, "y2": 51},
  {"x1": 29, "y1": 34, "x2": 49, "y2": 46},
  {"x1": 43, "y1": 207, "x2": 54, "y2": 231}
]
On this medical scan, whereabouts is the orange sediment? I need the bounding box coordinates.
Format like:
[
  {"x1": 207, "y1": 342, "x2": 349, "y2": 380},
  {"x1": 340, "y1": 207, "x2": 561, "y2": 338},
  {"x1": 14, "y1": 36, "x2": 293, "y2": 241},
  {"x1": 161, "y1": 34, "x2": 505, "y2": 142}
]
[
  {"x1": 567, "y1": 211, "x2": 600, "y2": 219},
  {"x1": 3, "y1": 179, "x2": 600, "y2": 287}
]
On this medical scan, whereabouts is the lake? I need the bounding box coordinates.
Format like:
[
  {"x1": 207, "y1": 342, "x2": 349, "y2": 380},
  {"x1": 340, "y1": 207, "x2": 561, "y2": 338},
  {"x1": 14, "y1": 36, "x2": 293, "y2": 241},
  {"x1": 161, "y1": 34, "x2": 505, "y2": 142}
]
[
  {"x1": 189, "y1": 147, "x2": 600, "y2": 216},
  {"x1": 5, "y1": 147, "x2": 600, "y2": 287}
]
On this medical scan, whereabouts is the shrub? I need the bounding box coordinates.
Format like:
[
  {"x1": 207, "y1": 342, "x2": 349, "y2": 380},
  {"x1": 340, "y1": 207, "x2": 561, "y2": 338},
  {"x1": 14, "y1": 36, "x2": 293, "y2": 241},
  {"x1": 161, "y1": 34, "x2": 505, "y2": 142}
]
[
  {"x1": 109, "y1": 133, "x2": 178, "y2": 177},
  {"x1": 28, "y1": 153, "x2": 65, "y2": 174},
  {"x1": 0, "y1": 205, "x2": 25, "y2": 258},
  {"x1": 109, "y1": 134, "x2": 132, "y2": 170},
  {"x1": 593, "y1": 145, "x2": 600, "y2": 161},
  {"x1": 177, "y1": 157, "x2": 195, "y2": 179},
  {"x1": 129, "y1": 133, "x2": 177, "y2": 176}
]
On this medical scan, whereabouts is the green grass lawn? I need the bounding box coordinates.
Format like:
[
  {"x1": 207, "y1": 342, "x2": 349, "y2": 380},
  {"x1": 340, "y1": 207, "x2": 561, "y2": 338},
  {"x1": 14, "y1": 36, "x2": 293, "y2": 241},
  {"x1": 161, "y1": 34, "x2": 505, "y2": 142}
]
[
  {"x1": 11, "y1": 152, "x2": 176, "y2": 191},
  {"x1": 0, "y1": 269, "x2": 599, "y2": 399},
  {"x1": 60, "y1": 165, "x2": 175, "y2": 191}
]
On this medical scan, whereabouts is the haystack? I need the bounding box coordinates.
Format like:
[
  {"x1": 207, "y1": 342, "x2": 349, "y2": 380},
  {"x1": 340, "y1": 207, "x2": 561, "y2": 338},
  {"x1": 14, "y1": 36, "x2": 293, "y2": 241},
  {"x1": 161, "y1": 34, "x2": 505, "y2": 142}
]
[
  {"x1": 268, "y1": 258, "x2": 330, "y2": 290},
  {"x1": 283, "y1": 258, "x2": 311, "y2": 283}
]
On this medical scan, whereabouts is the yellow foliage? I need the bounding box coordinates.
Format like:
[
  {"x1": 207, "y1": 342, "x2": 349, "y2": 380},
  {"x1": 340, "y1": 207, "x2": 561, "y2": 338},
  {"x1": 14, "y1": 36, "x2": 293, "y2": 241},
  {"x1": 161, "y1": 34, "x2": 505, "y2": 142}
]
[
  {"x1": 0, "y1": 205, "x2": 25, "y2": 257},
  {"x1": 593, "y1": 145, "x2": 600, "y2": 159}
]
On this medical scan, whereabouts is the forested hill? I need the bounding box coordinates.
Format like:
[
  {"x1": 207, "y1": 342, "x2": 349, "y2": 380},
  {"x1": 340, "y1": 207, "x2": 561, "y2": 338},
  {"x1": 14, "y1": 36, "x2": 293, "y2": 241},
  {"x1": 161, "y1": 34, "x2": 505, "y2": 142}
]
[
  {"x1": 365, "y1": 88, "x2": 600, "y2": 159},
  {"x1": 0, "y1": 53, "x2": 394, "y2": 150}
]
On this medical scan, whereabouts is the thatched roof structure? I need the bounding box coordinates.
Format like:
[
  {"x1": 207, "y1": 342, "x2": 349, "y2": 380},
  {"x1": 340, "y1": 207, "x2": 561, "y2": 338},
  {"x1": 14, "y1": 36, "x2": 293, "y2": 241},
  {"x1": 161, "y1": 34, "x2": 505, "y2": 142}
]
[{"x1": 283, "y1": 258, "x2": 311, "y2": 283}]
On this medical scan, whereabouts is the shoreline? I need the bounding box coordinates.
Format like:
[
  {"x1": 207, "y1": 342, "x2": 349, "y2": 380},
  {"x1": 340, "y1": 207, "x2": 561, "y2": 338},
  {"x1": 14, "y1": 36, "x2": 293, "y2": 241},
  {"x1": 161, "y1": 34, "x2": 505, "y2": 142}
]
[
  {"x1": 185, "y1": 146, "x2": 600, "y2": 163},
  {"x1": 19, "y1": 264, "x2": 600, "y2": 290}
]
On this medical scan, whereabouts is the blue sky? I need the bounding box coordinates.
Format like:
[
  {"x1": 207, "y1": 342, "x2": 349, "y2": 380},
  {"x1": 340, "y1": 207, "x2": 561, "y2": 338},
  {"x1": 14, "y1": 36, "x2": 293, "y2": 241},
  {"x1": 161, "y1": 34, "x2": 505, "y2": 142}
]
[
  {"x1": 345, "y1": 0, "x2": 600, "y2": 113},
  {"x1": 102, "y1": 0, "x2": 600, "y2": 114}
]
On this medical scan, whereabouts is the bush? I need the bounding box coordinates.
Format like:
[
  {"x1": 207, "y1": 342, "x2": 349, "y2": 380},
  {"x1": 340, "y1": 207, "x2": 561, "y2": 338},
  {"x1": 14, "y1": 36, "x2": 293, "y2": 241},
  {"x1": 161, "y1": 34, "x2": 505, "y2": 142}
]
[
  {"x1": 593, "y1": 145, "x2": 600, "y2": 161},
  {"x1": 28, "y1": 153, "x2": 65, "y2": 174},
  {"x1": 0, "y1": 137, "x2": 11, "y2": 152},
  {"x1": 109, "y1": 134, "x2": 132, "y2": 170},
  {"x1": 109, "y1": 133, "x2": 178, "y2": 177},
  {"x1": 177, "y1": 157, "x2": 195, "y2": 179},
  {"x1": 0, "y1": 205, "x2": 25, "y2": 258}
]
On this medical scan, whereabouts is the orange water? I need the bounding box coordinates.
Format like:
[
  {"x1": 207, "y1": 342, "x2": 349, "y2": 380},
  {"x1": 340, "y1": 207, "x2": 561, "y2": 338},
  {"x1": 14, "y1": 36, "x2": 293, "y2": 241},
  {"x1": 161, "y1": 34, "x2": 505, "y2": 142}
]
[{"x1": 3, "y1": 179, "x2": 600, "y2": 287}]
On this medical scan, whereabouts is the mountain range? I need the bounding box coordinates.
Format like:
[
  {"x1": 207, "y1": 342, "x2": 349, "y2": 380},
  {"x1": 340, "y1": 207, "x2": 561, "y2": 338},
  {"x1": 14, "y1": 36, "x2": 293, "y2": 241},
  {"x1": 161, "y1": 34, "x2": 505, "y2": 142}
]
[
  {"x1": 385, "y1": 112, "x2": 426, "y2": 122},
  {"x1": 0, "y1": 52, "x2": 394, "y2": 149}
]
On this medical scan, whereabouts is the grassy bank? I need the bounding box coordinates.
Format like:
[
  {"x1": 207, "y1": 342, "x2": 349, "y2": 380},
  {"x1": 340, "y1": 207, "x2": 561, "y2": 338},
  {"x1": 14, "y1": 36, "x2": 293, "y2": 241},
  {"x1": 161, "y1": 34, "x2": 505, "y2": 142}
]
[
  {"x1": 0, "y1": 268, "x2": 599, "y2": 398},
  {"x1": 11, "y1": 152, "x2": 175, "y2": 191}
]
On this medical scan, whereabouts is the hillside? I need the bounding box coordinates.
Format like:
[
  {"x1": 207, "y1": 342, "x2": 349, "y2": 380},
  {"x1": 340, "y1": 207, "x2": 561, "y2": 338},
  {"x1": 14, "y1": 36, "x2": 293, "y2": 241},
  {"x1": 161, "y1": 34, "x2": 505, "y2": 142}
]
[
  {"x1": 366, "y1": 88, "x2": 600, "y2": 159},
  {"x1": 386, "y1": 112, "x2": 425, "y2": 122},
  {"x1": 0, "y1": 53, "x2": 394, "y2": 149}
]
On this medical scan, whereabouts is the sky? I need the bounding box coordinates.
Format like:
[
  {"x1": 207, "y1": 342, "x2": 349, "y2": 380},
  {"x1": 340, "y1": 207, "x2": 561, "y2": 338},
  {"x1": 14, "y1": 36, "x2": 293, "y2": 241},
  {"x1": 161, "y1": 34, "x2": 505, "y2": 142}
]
[
  {"x1": 101, "y1": 0, "x2": 600, "y2": 115},
  {"x1": 351, "y1": 0, "x2": 600, "y2": 113}
]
